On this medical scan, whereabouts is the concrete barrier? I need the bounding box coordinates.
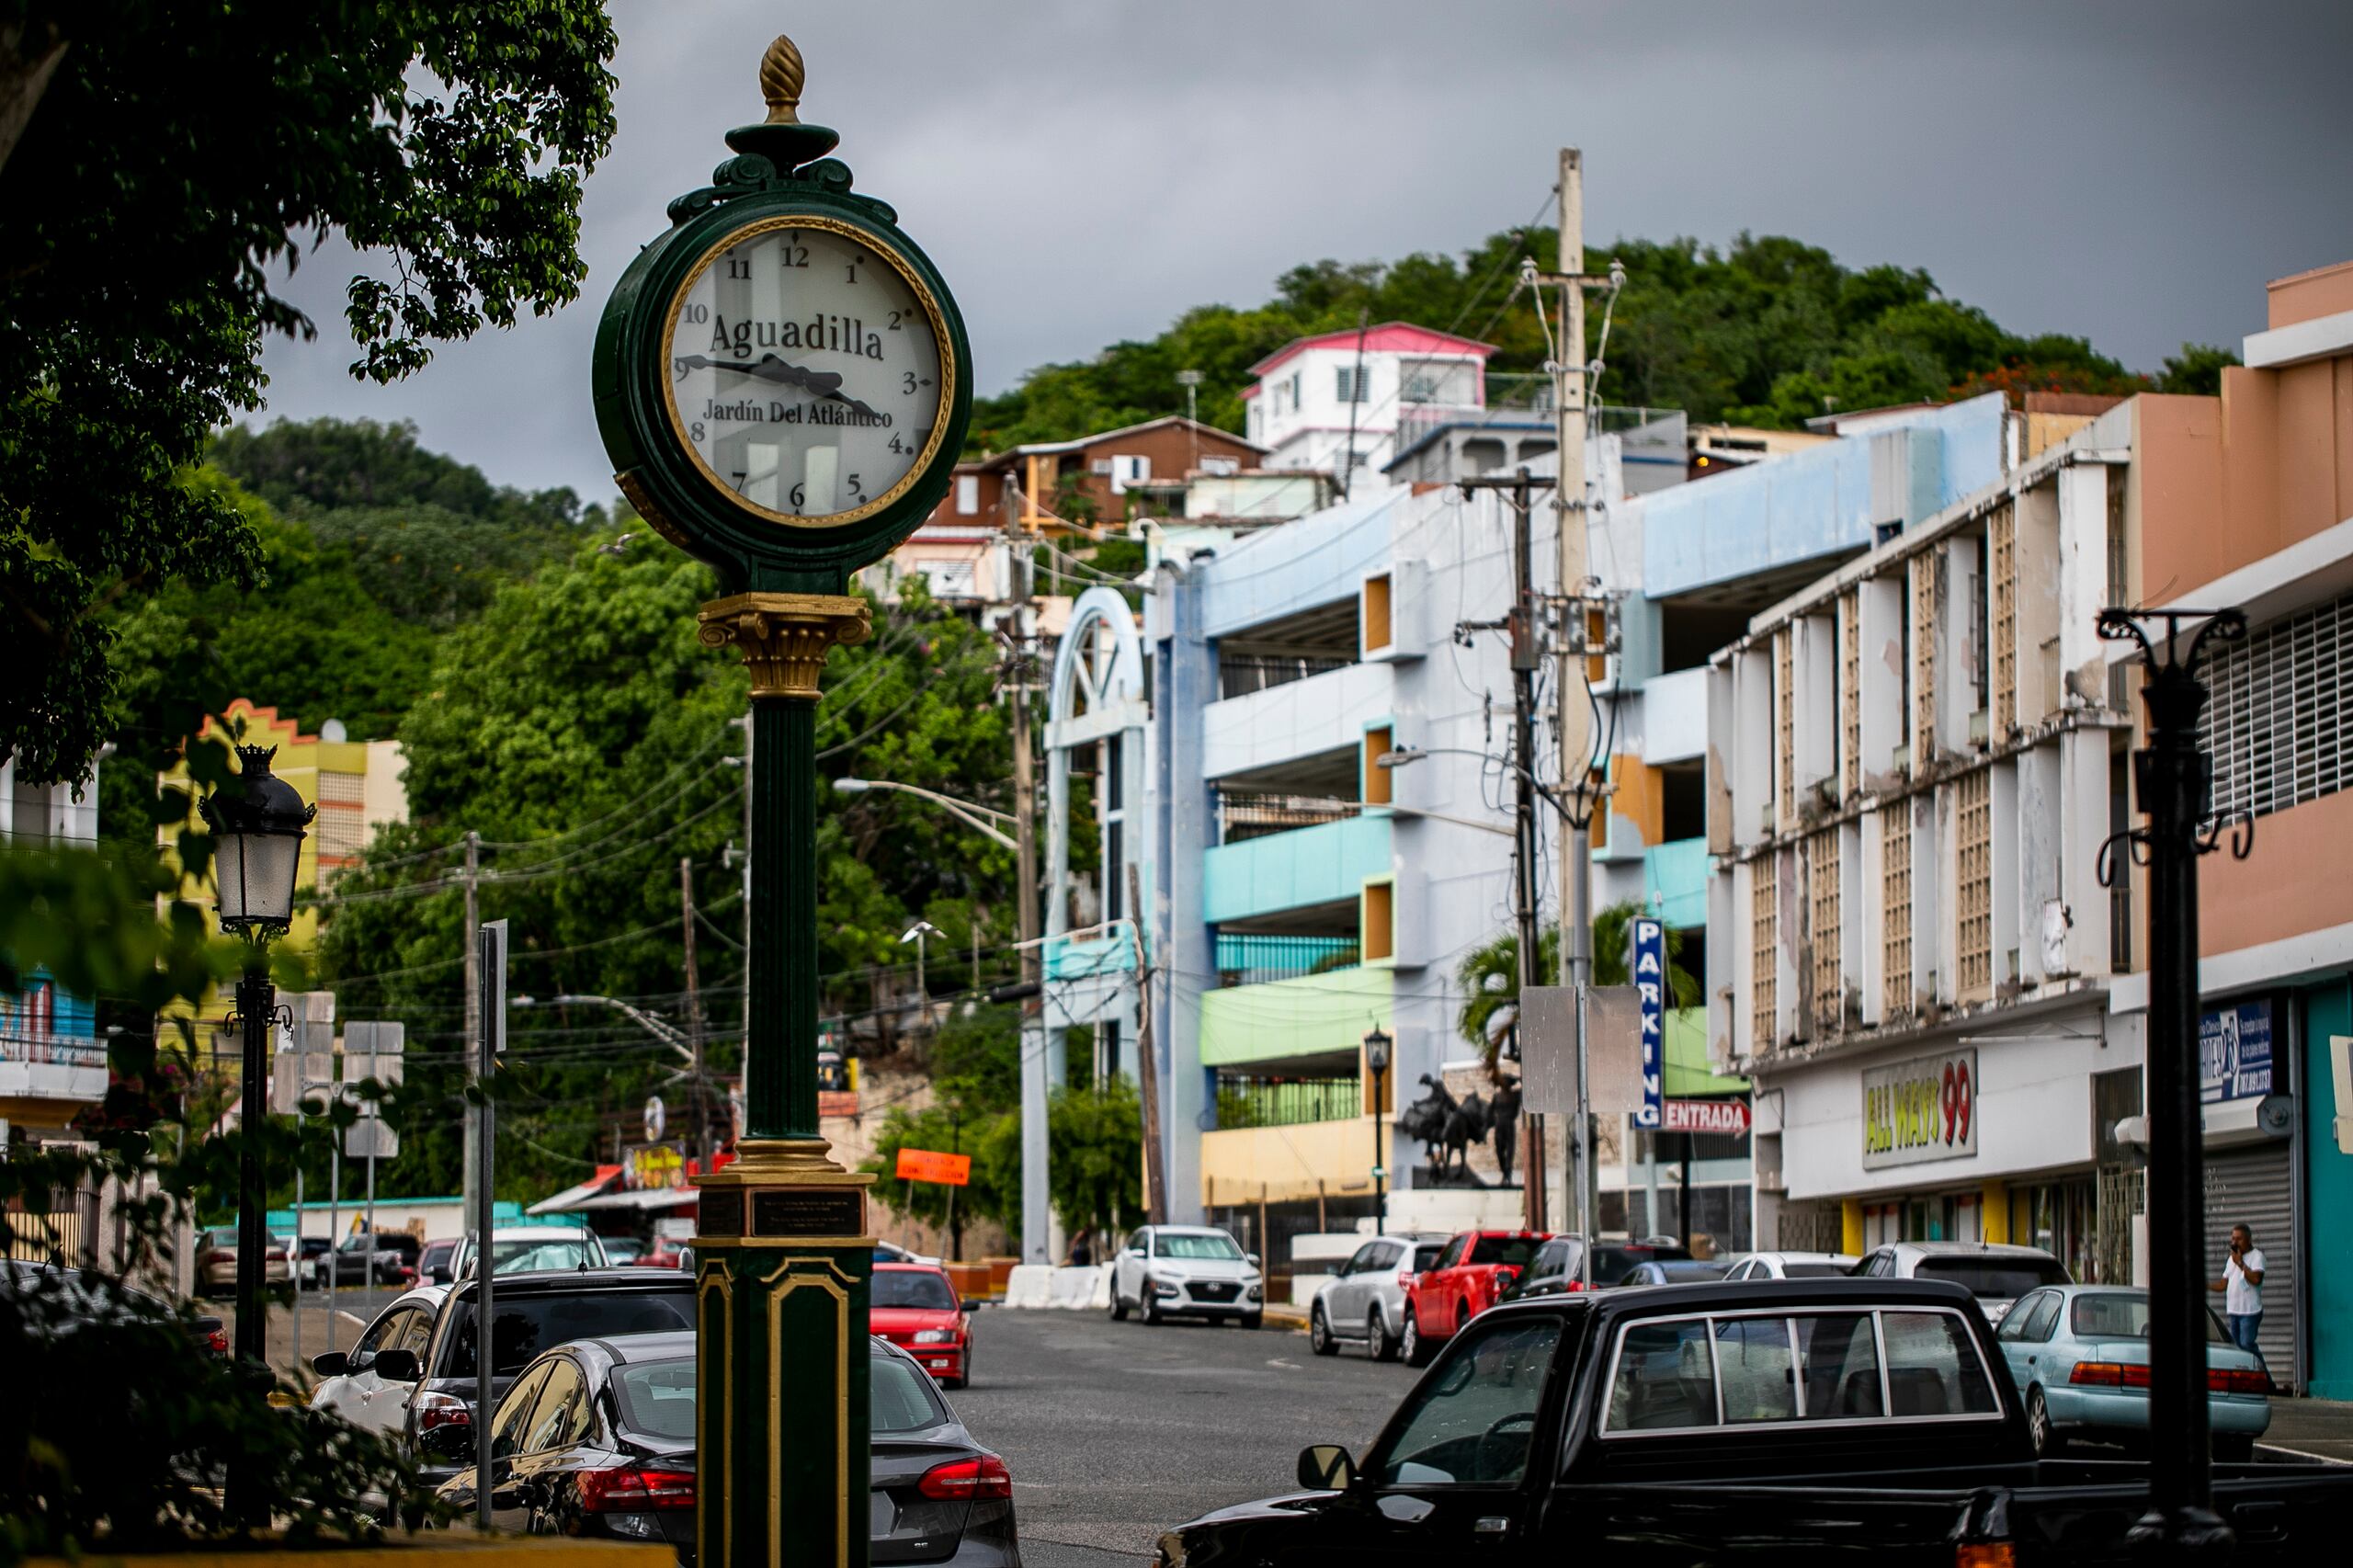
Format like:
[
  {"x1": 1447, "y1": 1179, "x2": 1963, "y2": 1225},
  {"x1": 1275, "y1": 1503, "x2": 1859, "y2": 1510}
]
[{"x1": 1002, "y1": 1263, "x2": 1111, "y2": 1309}]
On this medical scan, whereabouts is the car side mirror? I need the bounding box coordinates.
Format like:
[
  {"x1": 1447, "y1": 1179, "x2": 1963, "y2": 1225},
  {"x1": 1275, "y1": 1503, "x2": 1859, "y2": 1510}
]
[
  {"x1": 429, "y1": 1266, "x2": 452, "y2": 1285},
  {"x1": 1247, "y1": 1253, "x2": 1261, "y2": 1267},
  {"x1": 311, "y1": 1351, "x2": 348, "y2": 1377},
  {"x1": 1297, "y1": 1444, "x2": 1356, "y2": 1492},
  {"x1": 961, "y1": 1299, "x2": 983, "y2": 1313},
  {"x1": 372, "y1": 1348, "x2": 420, "y2": 1383}
]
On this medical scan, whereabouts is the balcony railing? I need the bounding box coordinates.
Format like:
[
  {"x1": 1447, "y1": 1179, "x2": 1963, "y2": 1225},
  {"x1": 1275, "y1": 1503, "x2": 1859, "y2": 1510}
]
[
  {"x1": 1213, "y1": 1074, "x2": 1362, "y2": 1130},
  {"x1": 1217, "y1": 653, "x2": 1355, "y2": 701},
  {"x1": 1214, "y1": 931, "x2": 1360, "y2": 988},
  {"x1": 1212, "y1": 789, "x2": 1358, "y2": 845},
  {"x1": 0, "y1": 1033, "x2": 104, "y2": 1067}
]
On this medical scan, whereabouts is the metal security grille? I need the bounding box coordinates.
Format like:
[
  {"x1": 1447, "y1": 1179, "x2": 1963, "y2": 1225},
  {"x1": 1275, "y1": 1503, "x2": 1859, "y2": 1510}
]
[
  {"x1": 1913, "y1": 555, "x2": 1938, "y2": 760},
  {"x1": 1956, "y1": 769, "x2": 1993, "y2": 1002},
  {"x1": 1841, "y1": 590, "x2": 1861, "y2": 798},
  {"x1": 2203, "y1": 1143, "x2": 2297, "y2": 1387},
  {"x1": 2095, "y1": 1166, "x2": 2143, "y2": 1289},
  {"x1": 2105, "y1": 467, "x2": 2129, "y2": 611},
  {"x1": 1882, "y1": 802, "x2": 1913, "y2": 1017},
  {"x1": 2200, "y1": 590, "x2": 2353, "y2": 822},
  {"x1": 1810, "y1": 829, "x2": 1842, "y2": 1035},
  {"x1": 1752, "y1": 851, "x2": 1779, "y2": 1051},
  {"x1": 1991, "y1": 503, "x2": 2017, "y2": 735},
  {"x1": 1777, "y1": 630, "x2": 1795, "y2": 831}
]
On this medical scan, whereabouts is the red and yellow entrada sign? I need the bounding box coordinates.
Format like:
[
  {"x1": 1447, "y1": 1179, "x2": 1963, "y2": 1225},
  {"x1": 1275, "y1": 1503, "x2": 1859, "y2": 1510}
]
[{"x1": 893, "y1": 1147, "x2": 971, "y2": 1187}]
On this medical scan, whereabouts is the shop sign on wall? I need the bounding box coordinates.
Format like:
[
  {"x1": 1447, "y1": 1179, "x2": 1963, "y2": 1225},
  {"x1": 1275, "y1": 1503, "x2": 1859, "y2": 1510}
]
[
  {"x1": 1862, "y1": 1048, "x2": 1977, "y2": 1168},
  {"x1": 625, "y1": 1141, "x2": 689, "y2": 1190},
  {"x1": 2199, "y1": 999, "x2": 2272, "y2": 1105}
]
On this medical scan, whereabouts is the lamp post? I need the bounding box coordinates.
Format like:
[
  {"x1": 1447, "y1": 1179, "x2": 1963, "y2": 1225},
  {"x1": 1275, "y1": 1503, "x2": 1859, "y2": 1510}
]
[
  {"x1": 199, "y1": 744, "x2": 313, "y2": 1522},
  {"x1": 1362, "y1": 1026, "x2": 1392, "y2": 1232},
  {"x1": 2099, "y1": 607, "x2": 2250, "y2": 1558},
  {"x1": 836, "y1": 777, "x2": 1017, "y2": 850},
  {"x1": 901, "y1": 921, "x2": 944, "y2": 1031}
]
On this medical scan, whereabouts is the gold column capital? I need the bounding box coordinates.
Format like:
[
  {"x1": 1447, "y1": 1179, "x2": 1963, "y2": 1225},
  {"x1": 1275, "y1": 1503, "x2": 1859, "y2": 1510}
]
[{"x1": 698, "y1": 592, "x2": 871, "y2": 699}]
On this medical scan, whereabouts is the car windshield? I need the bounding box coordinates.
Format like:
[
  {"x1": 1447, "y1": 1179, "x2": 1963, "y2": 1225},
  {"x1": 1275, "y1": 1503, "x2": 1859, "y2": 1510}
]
[
  {"x1": 873, "y1": 1271, "x2": 956, "y2": 1310},
  {"x1": 438, "y1": 1290, "x2": 694, "y2": 1379},
  {"x1": 610, "y1": 1349, "x2": 948, "y2": 1442},
  {"x1": 1468, "y1": 1236, "x2": 1541, "y2": 1267},
  {"x1": 1413, "y1": 1244, "x2": 1446, "y2": 1272},
  {"x1": 488, "y1": 1237, "x2": 598, "y2": 1274},
  {"x1": 2070, "y1": 1291, "x2": 2227, "y2": 1343},
  {"x1": 1156, "y1": 1233, "x2": 1243, "y2": 1260},
  {"x1": 1784, "y1": 1262, "x2": 1852, "y2": 1278},
  {"x1": 1654, "y1": 1261, "x2": 1733, "y2": 1282},
  {"x1": 1916, "y1": 1256, "x2": 2071, "y2": 1299},
  {"x1": 1593, "y1": 1243, "x2": 1689, "y2": 1278}
]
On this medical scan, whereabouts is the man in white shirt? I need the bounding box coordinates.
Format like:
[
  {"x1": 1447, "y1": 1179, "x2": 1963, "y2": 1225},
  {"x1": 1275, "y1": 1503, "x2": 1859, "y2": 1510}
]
[{"x1": 2210, "y1": 1222, "x2": 2267, "y2": 1360}]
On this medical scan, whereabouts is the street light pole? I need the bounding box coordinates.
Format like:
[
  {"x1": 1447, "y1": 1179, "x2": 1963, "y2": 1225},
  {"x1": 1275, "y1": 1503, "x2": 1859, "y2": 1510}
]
[
  {"x1": 2101, "y1": 608, "x2": 2249, "y2": 1557},
  {"x1": 1363, "y1": 1027, "x2": 1391, "y2": 1233}
]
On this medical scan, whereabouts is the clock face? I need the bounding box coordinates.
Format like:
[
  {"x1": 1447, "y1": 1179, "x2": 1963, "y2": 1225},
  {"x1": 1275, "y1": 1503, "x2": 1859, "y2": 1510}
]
[{"x1": 661, "y1": 214, "x2": 949, "y2": 527}]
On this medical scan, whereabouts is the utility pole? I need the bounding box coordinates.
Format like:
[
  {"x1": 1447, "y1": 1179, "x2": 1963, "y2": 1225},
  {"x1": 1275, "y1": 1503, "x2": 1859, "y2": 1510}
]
[
  {"x1": 1460, "y1": 469, "x2": 1552, "y2": 1232},
  {"x1": 1552, "y1": 147, "x2": 1599, "y2": 1277},
  {"x1": 1009, "y1": 541, "x2": 1057, "y2": 1261},
  {"x1": 1129, "y1": 862, "x2": 1167, "y2": 1225},
  {"x1": 681, "y1": 856, "x2": 710, "y2": 1175},
  {"x1": 460, "y1": 828, "x2": 481, "y2": 1238}
]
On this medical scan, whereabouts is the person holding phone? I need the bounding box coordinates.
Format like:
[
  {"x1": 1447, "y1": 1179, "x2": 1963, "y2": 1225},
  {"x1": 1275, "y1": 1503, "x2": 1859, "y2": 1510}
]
[{"x1": 2211, "y1": 1222, "x2": 2268, "y2": 1361}]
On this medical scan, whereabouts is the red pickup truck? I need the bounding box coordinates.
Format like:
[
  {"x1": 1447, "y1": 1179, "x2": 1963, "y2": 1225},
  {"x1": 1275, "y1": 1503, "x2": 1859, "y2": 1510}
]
[{"x1": 1400, "y1": 1229, "x2": 1550, "y2": 1365}]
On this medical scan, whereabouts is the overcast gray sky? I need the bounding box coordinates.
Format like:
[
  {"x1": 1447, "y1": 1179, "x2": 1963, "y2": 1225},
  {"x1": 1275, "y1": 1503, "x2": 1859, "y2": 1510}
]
[{"x1": 251, "y1": 0, "x2": 2353, "y2": 502}]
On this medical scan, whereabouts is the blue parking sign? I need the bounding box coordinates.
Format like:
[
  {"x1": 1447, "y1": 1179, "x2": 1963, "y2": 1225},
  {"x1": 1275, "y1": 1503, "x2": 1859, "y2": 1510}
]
[{"x1": 1633, "y1": 917, "x2": 1665, "y2": 1129}]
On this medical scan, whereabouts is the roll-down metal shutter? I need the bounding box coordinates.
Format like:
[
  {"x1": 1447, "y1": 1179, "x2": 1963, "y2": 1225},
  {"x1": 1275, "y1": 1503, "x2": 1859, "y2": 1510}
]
[{"x1": 2204, "y1": 1142, "x2": 2296, "y2": 1389}]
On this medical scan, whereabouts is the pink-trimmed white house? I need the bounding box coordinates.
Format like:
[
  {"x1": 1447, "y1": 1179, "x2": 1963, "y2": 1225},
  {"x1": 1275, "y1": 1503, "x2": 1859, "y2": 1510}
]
[{"x1": 1241, "y1": 323, "x2": 1495, "y2": 482}]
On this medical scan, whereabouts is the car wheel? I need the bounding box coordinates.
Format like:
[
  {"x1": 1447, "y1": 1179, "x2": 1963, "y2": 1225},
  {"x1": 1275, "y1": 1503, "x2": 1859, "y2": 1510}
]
[
  {"x1": 1402, "y1": 1309, "x2": 1433, "y2": 1368},
  {"x1": 1367, "y1": 1310, "x2": 1394, "y2": 1362},
  {"x1": 1142, "y1": 1293, "x2": 1163, "y2": 1326},
  {"x1": 1309, "y1": 1302, "x2": 1336, "y2": 1354},
  {"x1": 2027, "y1": 1387, "x2": 2064, "y2": 1457},
  {"x1": 1109, "y1": 1288, "x2": 1129, "y2": 1322},
  {"x1": 2213, "y1": 1434, "x2": 2255, "y2": 1463}
]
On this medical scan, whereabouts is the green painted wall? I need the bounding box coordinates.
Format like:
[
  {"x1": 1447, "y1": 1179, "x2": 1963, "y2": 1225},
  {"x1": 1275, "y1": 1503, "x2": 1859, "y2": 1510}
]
[
  {"x1": 2304, "y1": 980, "x2": 2353, "y2": 1399},
  {"x1": 1200, "y1": 966, "x2": 1393, "y2": 1068},
  {"x1": 1664, "y1": 1006, "x2": 1748, "y2": 1096},
  {"x1": 1202, "y1": 814, "x2": 1391, "y2": 925}
]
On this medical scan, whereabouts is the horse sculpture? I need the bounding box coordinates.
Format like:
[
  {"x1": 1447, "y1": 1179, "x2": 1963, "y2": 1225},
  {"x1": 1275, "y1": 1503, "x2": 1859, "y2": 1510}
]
[{"x1": 1397, "y1": 1074, "x2": 1498, "y2": 1183}]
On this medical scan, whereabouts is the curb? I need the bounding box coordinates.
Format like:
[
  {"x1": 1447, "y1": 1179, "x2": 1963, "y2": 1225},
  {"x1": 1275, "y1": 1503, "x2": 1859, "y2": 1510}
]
[{"x1": 1264, "y1": 1303, "x2": 1309, "y2": 1332}]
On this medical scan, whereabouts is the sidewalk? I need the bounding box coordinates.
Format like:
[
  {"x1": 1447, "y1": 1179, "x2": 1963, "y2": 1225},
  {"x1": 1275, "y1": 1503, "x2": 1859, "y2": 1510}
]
[
  {"x1": 2261, "y1": 1396, "x2": 2353, "y2": 1463},
  {"x1": 214, "y1": 1296, "x2": 371, "y2": 1385}
]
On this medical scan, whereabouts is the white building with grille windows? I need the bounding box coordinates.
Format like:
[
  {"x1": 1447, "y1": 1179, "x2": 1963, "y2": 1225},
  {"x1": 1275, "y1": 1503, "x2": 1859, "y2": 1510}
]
[{"x1": 1707, "y1": 412, "x2": 2145, "y2": 1281}]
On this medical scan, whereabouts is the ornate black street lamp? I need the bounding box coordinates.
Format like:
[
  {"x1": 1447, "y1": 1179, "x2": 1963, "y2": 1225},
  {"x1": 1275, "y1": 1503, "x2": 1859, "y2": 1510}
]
[
  {"x1": 199, "y1": 745, "x2": 314, "y2": 1369},
  {"x1": 2097, "y1": 607, "x2": 2251, "y2": 1557},
  {"x1": 1363, "y1": 1026, "x2": 1392, "y2": 1232}
]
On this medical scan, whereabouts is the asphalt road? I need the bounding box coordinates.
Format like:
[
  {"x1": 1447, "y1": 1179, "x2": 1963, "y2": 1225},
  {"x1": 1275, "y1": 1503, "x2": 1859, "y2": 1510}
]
[{"x1": 948, "y1": 1307, "x2": 1413, "y2": 1568}]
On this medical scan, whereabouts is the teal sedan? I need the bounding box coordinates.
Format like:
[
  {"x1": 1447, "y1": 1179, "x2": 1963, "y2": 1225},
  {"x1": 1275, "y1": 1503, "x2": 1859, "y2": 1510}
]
[{"x1": 1993, "y1": 1285, "x2": 2271, "y2": 1460}]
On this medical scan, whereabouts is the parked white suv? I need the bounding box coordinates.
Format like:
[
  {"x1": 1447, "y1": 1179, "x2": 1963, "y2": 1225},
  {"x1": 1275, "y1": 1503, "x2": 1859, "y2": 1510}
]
[
  {"x1": 1851, "y1": 1240, "x2": 2071, "y2": 1324},
  {"x1": 1108, "y1": 1224, "x2": 1264, "y2": 1326}
]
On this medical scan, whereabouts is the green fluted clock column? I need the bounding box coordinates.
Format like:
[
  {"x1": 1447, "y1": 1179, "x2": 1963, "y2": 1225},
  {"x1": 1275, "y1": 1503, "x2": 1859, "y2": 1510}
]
[{"x1": 587, "y1": 28, "x2": 973, "y2": 1568}]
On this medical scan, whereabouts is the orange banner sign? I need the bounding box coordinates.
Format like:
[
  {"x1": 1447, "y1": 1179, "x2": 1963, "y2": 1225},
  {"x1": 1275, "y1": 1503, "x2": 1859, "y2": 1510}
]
[{"x1": 894, "y1": 1147, "x2": 972, "y2": 1187}]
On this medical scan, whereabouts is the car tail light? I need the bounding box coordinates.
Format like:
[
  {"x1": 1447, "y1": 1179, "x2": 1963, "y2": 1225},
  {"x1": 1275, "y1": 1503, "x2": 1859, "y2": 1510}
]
[
  {"x1": 579, "y1": 1465, "x2": 697, "y2": 1513},
  {"x1": 2068, "y1": 1361, "x2": 2153, "y2": 1389},
  {"x1": 916, "y1": 1453, "x2": 1012, "y2": 1502},
  {"x1": 204, "y1": 1328, "x2": 230, "y2": 1354},
  {"x1": 2210, "y1": 1368, "x2": 2269, "y2": 1395},
  {"x1": 413, "y1": 1391, "x2": 472, "y2": 1433},
  {"x1": 1954, "y1": 1545, "x2": 2016, "y2": 1568}
]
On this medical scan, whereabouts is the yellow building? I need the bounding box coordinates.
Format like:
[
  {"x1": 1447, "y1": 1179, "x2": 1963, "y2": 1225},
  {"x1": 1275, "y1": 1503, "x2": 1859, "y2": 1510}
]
[{"x1": 158, "y1": 701, "x2": 408, "y2": 1050}]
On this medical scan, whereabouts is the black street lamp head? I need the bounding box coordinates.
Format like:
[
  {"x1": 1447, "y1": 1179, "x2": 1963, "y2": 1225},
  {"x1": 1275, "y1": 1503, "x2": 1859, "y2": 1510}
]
[
  {"x1": 1362, "y1": 1026, "x2": 1392, "y2": 1075},
  {"x1": 198, "y1": 744, "x2": 317, "y2": 935}
]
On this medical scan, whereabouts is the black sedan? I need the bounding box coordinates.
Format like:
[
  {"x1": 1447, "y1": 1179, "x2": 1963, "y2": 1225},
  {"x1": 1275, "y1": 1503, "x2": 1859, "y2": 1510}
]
[{"x1": 435, "y1": 1330, "x2": 1018, "y2": 1566}]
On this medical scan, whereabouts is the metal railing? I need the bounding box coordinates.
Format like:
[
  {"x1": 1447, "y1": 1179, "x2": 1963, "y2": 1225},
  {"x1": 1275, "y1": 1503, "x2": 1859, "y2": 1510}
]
[
  {"x1": 1213, "y1": 931, "x2": 1360, "y2": 987},
  {"x1": 1217, "y1": 653, "x2": 1355, "y2": 701},
  {"x1": 1213, "y1": 1074, "x2": 1362, "y2": 1130},
  {"x1": 0, "y1": 1032, "x2": 105, "y2": 1066},
  {"x1": 1212, "y1": 790, "x2": 1357, "y2": 845}
]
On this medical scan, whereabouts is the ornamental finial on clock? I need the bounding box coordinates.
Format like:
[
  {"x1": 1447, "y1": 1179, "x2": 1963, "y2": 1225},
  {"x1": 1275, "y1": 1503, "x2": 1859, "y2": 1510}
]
[{"x1": 760, "y1": 33, "x2": 806, "y2": 126}]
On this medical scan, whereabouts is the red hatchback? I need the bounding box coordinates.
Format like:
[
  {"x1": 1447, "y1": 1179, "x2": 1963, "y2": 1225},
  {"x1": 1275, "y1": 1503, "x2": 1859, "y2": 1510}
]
[
  {"x1": 1400, "y1": 1229, "x2": 1552, "y2": 1365},
  {"x1": 869, "y1": 1263, "x2": 973, "y2": 1389}
]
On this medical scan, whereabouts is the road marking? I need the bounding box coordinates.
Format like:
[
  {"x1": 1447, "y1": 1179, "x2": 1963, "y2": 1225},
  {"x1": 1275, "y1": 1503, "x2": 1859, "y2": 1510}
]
[
  {"x1": 2256, "y1": 1440, "x2": 2352, "y2": 1465},
  {"x1": 1265, "y1": 1358, "x2": 1299, "y2": 1369}
]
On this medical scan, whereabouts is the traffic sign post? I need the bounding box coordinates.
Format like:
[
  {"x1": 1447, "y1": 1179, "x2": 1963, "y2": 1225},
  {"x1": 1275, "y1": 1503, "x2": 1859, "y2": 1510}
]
[{"x1": 594, "y1": 31, "x2": 972, "y2": 1568}]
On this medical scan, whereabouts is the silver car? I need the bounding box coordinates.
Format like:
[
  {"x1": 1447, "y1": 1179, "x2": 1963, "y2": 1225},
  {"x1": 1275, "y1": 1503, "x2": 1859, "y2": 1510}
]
[
  {"x1": 308, "y1": 1283, "x2": 449, "y2": 1435},
  {"x1": 1108, "y1": 1224, "x2": 1265, "y2": 1325},
  {"x1": 1852, "y1": 1239, "x2": 2071, "y2": 1324},
  {"x1": 1308, "y1": 1233, "x2": 1446, "y2": 1360}
]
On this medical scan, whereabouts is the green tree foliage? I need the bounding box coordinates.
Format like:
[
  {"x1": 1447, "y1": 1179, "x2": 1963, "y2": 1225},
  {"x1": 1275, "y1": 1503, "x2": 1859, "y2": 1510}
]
[
  {"x1": 1455, "y1": 904, "x2": 1700, "y2": 1071},
  {"x1": 974, "y1": 227, "x2": 2192, "y2": 455},
  {"x1": 1, "y1": 1, "x2": 618, "y2": 789},
  {"x1": 1047, "y1": 1075, "x2": 1145, "y2": 1244},
  {"x1": 864, "y1": 1006, "x2": 1022, "y2": 1237},
  {"x1": 2157, "y1": 342, "x2": 2241, "y2": 396}
]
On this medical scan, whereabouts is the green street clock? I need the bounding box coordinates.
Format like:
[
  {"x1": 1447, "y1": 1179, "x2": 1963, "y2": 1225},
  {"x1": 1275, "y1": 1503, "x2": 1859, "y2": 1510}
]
[{"x1": 594, "y1": 36, "x2": 972, "y2": 596}]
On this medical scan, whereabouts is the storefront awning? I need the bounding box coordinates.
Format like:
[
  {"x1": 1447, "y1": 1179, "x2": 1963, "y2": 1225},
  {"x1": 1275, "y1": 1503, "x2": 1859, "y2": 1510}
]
[{"x1": 527, "y1": 1164, "x2": 625, "y2": 1215}]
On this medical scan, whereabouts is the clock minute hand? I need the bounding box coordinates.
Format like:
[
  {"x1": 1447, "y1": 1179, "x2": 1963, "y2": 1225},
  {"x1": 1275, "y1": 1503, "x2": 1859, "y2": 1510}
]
[{"x1": 681, "y1": 352, "x2": 881, "y2": 419}]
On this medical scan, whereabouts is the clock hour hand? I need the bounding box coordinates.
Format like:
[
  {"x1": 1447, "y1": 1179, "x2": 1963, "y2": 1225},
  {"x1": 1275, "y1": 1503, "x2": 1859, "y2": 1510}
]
[{"x1": 679, "y1": 353, "x2": 883, "y2": 420}]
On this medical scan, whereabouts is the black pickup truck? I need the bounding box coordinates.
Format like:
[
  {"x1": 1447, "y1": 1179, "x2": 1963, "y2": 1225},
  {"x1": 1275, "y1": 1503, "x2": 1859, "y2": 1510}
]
[{"x1": 1157, "y1": 1278, "x2": 2352, "y2": 1566}]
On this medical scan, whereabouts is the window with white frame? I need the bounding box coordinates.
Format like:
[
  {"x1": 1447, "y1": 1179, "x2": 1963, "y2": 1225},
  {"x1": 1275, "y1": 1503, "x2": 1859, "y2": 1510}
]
[
  {"x1": 955, "y1": 474, "x2": 979, "y2": 515},
  {"x1": 1336, "y1": 366, "x2": 1370, "y2": 403}
]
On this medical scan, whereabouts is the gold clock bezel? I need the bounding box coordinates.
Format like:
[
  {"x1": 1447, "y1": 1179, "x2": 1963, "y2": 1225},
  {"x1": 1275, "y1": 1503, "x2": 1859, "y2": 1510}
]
[{"x1": 660, "y1": 213, "x2": 954, "y2": 530}]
